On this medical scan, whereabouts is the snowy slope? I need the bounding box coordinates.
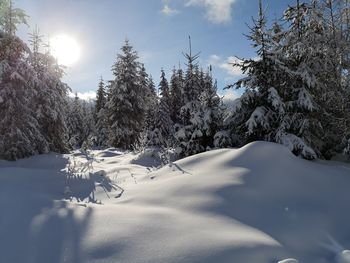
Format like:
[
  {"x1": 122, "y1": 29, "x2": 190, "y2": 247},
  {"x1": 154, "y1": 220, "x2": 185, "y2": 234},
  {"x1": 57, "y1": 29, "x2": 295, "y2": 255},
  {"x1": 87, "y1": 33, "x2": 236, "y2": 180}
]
[{"x1": 0, "y1": 142, "x2": 350, "y2": 263}]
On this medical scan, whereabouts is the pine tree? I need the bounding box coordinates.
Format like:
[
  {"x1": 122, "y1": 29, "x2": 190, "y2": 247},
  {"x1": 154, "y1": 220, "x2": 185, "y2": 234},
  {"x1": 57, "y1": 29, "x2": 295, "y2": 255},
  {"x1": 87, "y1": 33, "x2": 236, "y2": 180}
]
[
  {"x1": 145, "y1": 75, "x2": 157, "y2": 127},
  {"x1": 95, "y1": 77, "x2": 107, "y2": 118},
  {"x1": 279, "y1": 0, "x2": 326, "y2": 159},
  {"x1": 0, "y1": 1, "x2": 48, "y2": 160},
  {"x1": 200, "y1": 70, "x2": 222, "y2": 149},
  {"x1": 169, "y1": 67, "x2": 184, "y2": 124},
  {"x1": 174, "y1": 37, "x2": 206, "y2": 157},
  {"x1": 318, "y1": 0, "x2": 350, "y2": 158},
  {"x1": 81, "y1": 100, "x2": 95, "y2": 145},
  {"x1": 142, "y1": 76, "x2": 160, "y2": 147},
  {"x1": 66, "y1": 94, "x2": 85, "y2": 148},
  {"x1": 339, "y1": 0, "x2": 350, "y2": 156},
  {"x1": 94, "y1": 77, "x2": 109, "y2": 147},
  {"x1": 107, "y1": 39, "x2": 147, "y2": 149},
  {"x1": 154, "y1": 69, "x2": 173, "y2": 146},
  {"x1": 224, "y1": 0, "x2": 318, "y2": 159},
  {"x1": 29, "y1": 28, "x2": 70, "y2": 153},
  {"x1": 0, "y1": 0, "x2": 28, "y2": 35},
  {"x1": 224, "y1": 0, "x2": 282, "y2": 145}
]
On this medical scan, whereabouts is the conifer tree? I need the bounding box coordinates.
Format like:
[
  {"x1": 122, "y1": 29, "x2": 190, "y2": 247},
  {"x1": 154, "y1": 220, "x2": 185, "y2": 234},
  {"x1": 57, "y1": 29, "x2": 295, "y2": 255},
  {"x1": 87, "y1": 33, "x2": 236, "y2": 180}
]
[
  {"x1": 107, "y1": 39, "x2": 147, "y2": 149},
  {"x1": 29, "y1": 28, "x2": 70, "y2": 153},
  {"x1": 66, "y1": 94, "x2": 85, "y2": 148},
  {"x1": 145, "y1": 76, "x2": 157, "y2": 126},
  {"x1": 279, "y1": 0, "x2": 326, "y2": 158},
  {"x1": 224, "y1": 0, "x2": 283, "y2": 147},
  {"x1": 169, "y1": 67, "x2": 184, "y2": 124},
  {"x1": 174, "y1": 37, "x2": 206, "y2": 157},
  {"x1": 95, "y1": 77, "x2": 107, "y2": 118},
  {"x1": 95, "y1": 77, "x2": 109, "y2": 147},
  {"x1": 223, "y1": 0, "x2": 320, "y2": 159},
  {"x1": 0, "y1": 1, "x2": 48, "y2": 160},
  {"x1": 81, "y1": 100, "x2": 95, "y2": 145},
  {"x1": 143, "y1": 76, "x2": 160, "y2": 147},
  {"x1": 200, "y1": 70, "x2": 222, "y2": 149},
  {"x1": 154, "y1": 69, "x2": 173, "y2": 146}
]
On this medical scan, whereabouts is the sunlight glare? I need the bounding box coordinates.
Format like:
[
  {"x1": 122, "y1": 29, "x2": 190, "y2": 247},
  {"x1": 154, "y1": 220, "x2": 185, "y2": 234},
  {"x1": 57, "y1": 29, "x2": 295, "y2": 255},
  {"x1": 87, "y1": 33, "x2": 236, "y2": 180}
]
[{"x1": 51, "y1": 34, "x2": 81, "y2": 66}]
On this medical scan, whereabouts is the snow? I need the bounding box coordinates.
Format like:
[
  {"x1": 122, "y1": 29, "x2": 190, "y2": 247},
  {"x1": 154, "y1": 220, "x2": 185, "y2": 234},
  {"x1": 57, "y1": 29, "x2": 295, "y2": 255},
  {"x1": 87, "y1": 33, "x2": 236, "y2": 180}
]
[
  {"x1": 1, "y1": 142, "x2": 350, "y2": 263},
  {"x1": 268, "y1": 87, "x2": 285, "y2": 114},
  {"x1": 278, "y1": 259, "x2": 299, "y2": 263},
  {"x1": 246, "y1": 106, "x2": 269, "y2": 134},
  {"x1": 297, "y1": 87, "x2": 315, "y2": 111}
]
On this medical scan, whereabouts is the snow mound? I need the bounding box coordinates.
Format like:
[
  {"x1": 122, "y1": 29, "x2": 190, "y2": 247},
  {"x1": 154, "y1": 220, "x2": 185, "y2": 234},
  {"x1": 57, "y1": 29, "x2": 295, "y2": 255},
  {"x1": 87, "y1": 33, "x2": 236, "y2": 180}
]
[{"x1": 1, "y1": 142, "x2": 350, "y2": 263}]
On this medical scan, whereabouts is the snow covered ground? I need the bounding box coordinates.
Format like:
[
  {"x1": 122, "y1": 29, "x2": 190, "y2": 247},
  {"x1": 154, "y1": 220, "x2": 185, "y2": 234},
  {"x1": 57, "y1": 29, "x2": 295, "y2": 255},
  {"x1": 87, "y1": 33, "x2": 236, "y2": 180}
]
[{"x1": 0, "y1": 142, "x2": 350, "y2": 263}]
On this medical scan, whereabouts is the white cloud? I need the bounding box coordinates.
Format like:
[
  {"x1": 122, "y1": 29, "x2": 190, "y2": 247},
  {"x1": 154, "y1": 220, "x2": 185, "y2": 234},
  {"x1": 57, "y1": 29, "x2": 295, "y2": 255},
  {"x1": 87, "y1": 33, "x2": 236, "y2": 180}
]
[
  {"x1": 69, "y1": 91, "x2": 96, "y2": 101},
  {"x1": 161, "y1": 4, "x2": 179, "y2": 16},
  {"x1": 186, "y1": 0, "x2": 236, "y2": 24},
  {"x1": 207, "y1": 54, "x2": 243, "y2": 77}
]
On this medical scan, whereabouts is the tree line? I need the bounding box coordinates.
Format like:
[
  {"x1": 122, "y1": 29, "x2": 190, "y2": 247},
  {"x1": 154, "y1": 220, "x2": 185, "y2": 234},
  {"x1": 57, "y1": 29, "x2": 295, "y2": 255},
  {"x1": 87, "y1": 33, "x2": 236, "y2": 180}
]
[
  {"x1": 70, "y1": 38, "x2": 223, "y2": 159},
  {"x1": 1, "y1": 0, "x2": 350, "y2": 161}
]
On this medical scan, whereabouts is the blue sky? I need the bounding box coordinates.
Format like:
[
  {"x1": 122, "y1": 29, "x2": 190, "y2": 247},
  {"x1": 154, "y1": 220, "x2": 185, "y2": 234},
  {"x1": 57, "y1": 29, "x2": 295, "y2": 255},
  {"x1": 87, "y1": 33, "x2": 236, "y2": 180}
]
[{"x1": 16, "y1": 0, "x2": 295, "y2": 100}]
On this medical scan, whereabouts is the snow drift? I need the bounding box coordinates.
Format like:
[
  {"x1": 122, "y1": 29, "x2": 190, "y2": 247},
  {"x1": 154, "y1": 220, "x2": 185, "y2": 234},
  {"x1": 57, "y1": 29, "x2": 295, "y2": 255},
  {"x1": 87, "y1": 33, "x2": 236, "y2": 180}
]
[{"x1": 0, "y1": 142, "x2": 350, "y2": 263}]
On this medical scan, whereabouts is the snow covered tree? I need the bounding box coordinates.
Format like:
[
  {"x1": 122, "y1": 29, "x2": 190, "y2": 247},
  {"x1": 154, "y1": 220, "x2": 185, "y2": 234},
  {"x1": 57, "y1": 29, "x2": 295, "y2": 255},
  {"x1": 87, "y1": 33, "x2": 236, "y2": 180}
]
[
  {"x1": 174, "y1": 38, "x2": 206, "y2": 157},
  {"x1": 81, "y1": 100, "x2": 96, "y2": 145},
  {"x1": 221, "y1": 0, "x2": 350, "y2": 160},
  {"x1": 222, "y1": 0, "x2": 333, "y2": 159},
  {"x1": 153, "y1": 70, "x2": 173, "y2": 146},
  {"x1": 169, "y1": 67, "x2": 184, "y2": 124},
  {"x1": 224, "y1": 1, "x2": 288, "y2": 149},
  {"x1": 107, "y1": 39, "x2": 147, "y2": 149},
  {"x1": 95, "y1": 77, "x2": 107, "y2": 119},
  {"x1": 145, "y1": 76, "x2": 158, "y2": 127},
  {"x1": 316, "y1": 0, "x2": 350, "y2": 158},
  {"x1": 0, "y1": 3, "x2": 48, "y2": 160},
  {"x1": 278, "y1": 0, "x2": 329, "y2": 159},
  {"x1": 144, "y1": 76, "x2": 157, "y2": 127},
  {"x1": 142, "y1": 76, "x2": 161, "y2": 147},
  {"x1": 94, "y1": 77, "x2": 109, "y2": 147},
  {"x1": 200, "y1": 71, "x2": 223, "y2": 149},
  {"x1": 66, "y1": 94, "x2": 86, "y2": 148},
  {"x1": 0, "y1": 0, "x2": 27, "y2": 35},
  {"x1": 29, "y1": 28, "x2": 70, "y2": 153}
]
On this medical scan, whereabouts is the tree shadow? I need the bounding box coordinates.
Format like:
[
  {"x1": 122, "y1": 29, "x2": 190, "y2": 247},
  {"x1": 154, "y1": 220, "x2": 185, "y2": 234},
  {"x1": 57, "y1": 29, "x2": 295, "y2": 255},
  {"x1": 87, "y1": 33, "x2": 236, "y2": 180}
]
[
  {"x1": 0, "y1": 153, "x2": 110, "y2": 263},
  {"x1": 64, "y1": 170, "x2": 123, "y2": 202}
]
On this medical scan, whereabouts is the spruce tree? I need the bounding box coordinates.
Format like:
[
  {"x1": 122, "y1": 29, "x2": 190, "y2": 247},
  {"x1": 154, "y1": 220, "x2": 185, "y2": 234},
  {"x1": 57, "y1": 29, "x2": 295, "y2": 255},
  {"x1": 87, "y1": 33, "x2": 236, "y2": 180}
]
[
  {"x1": 143, "y1": 76, "x2": 160, "y2": 147},
  {"x1": 107, "y1": 39, "x2": 147, "y2": 149},
  {"x1": 174, "y1": 37, "x2": 205, "y2": 157},
  {"x1": 154, "y1": 69, "x2": 173, "y2": 146},
  {"x1": 95, "y1": 77, "x2": 107, "y2": 118},
  {"x1": 279, "y1": 0, "x2": 326, "y2": 158},
  {"x1": 200, "y1": 70, "x2": 222, "y2": 149},
  {"x1": 95, "y1": 77, "x2": 109, "y2": 147},
  {"x1": 222, "y1": 0, "x2": 326, "y2": 159},
  {"x1": 66, "y1": 94, "x2": 85, "y2": 148},
  {"x1": 29, "y1": 28, "x2": 70, "y2": 153},
  {"x1": 169, "y1": 67, "x2": 184, "y2": 124},
  {"x1": 0, "y1": 2, "x2": 49, "y2": 160}
]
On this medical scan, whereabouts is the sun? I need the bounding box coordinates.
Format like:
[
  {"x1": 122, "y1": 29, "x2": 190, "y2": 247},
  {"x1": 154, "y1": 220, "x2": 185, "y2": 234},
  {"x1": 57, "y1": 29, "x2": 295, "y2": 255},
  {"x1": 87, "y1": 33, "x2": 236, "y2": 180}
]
[{"x1": 50, "y1": 35, "x2": 81, "y2": 66}]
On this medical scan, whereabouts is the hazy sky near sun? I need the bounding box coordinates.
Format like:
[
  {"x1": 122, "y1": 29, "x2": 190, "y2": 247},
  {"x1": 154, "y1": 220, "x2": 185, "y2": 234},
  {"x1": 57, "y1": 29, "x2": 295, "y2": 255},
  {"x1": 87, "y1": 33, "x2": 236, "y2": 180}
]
[{"x1": 16, "y1": 0, "x2": 295, "y2": 99}]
